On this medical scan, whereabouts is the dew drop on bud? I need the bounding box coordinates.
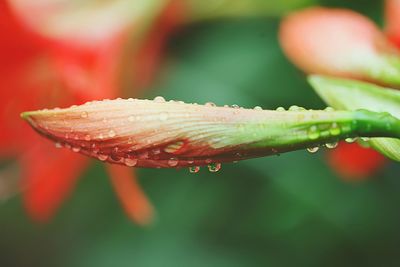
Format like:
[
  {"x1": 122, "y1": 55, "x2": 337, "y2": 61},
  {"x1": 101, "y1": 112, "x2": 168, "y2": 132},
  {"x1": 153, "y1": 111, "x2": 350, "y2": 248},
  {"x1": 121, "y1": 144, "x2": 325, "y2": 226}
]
[
  {"x1": 205, "y1": 102, "x2": 216, "y2": 107},
  {"x1": 154, "y1": 96, "x2": 166, "y2": 103},
  {"x1": 159, "y1": 112, "x2": 169, "y2": 121},
  {"x1": 325, "y1": 142, "x2": 338, "y2": 149},
  {"x1": 98, "y1": 154, "x2": 108, "y2": 161},
  {"x1": 307, "y1": 146, "x2": 319, "y2": 153},
  {"x1": 208, "y1": 163, "x2": 221, "y2": 173},
  {"x1": 308, "y1": 125, "x2": 320, "y2": 140},
  {"x1": 124, "y1": 158, "x2": 138, "y2": 167},
  {"x1": 189, "y1": 166, "x2": 200, "y2": 173},
  {"x1": 55, "y1": 142, "x2": 62, "y2": 149},
  {"x1": 168, "y1": 158, "x2": 179, "y2": 167},
  {"x1": 108, "y1": 130, "x2": 116, "y2": 138}
]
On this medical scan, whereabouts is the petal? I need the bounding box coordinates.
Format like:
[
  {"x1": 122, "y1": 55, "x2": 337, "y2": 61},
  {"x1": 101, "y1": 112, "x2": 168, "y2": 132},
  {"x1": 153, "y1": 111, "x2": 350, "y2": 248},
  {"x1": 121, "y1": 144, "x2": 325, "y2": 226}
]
[
  {"x1": 21, "y1": 98, "x2": 400, "y2": 168},
  {"x1": 21, "y1": 141, "x2": 88, "y2": 222},
  {"x1": 107, "y1": 165, "x2": 154, "y2": 225},
  {"x1": 327, "y1": 142, "x2": 386, "y2": 180},
  {"x1": 279, "y1": 7, "x2": 400, "y2": 86}
]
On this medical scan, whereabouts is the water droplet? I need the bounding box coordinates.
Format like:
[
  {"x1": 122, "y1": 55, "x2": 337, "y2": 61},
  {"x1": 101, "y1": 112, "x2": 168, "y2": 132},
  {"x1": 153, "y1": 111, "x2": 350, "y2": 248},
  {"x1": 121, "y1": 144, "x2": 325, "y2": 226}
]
[
  {"x1": 55, "y1": 142, "x2": 62, "y2": 149},
  {"x1": 159, "y1": 112, "x2": 169, "y2": 121},
  {"x1": 189, "y1": 166, "x2": 200, "y2": 173},
  {"x1": 72, "y1": 146, "x2": 81, "y2": 152},
  {"x1": 208, "y1": 163, "x2": 221, "y2": 172},
  {"x1": 329, "y1": 123, "x2": 341, "y2": 136},
  {"x1": 325, "y1": 142, "x2": 338, "y2": 149},
  {"x1": 164, "y1": 141, "x2": 184, "y2": 153},
  {"x1": 289, "y1": 105, "x2": 302, "y2": 111},
  {"x1": 205, "y1": 102, "x2": 216, "y2": 107},
  {"x1": 84, "y1": 134, "x2": 91, "y2": 141},
  {"x1": 97, "y1": 154, "x2": 108, "y2": 161},
  {"x1": 361, "y1": 137, "x2": 370, "y2": 142},
  {"x1": 307, "y1": 146, "x2": 319, "y2": 153},
  {"x1": 276, "y1": 107, "x2": 285, "y2": 111},
  {"x1": 108, "y1": 130, "x2": 116, "y2": 138},
  {"x1": 168, "y1": 158, "x2": 179, "y2": 167},
  {"x1": 231, "y1": 104, "x2": 240, "y2": 109},
  {"x1": 308, "y1": 125, "x2": 320, "y2": 140},
  {"x1": 152, "y1": 148, "x2": 161, "y2": 155},
  {"x1": 325, "y1": 107, "x2": 334, "y2": 112},
  {"x1": 345, "y1": 137, "x2": 357, "y2": 143},
  {"x1": 253, "y1": 106, "x2": 262, "y2": 110},
  {"x1": 80, "y1": 111, "x2": 88, "y2": 118},
  {"x1": 154, "y1": 96, "x2": 166, "y2": 102},
  {"x1": 128, "y1": 116, "x2": 135, "y2": 122},
  {"x1": 124, "y1": 158, "x2": 138, "y2": 167}
]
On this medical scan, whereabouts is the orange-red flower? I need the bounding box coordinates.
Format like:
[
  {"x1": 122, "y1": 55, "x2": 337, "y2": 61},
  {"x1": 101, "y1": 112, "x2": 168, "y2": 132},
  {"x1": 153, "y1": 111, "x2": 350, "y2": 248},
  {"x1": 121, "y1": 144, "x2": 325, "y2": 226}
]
[
  {"x1": 279, "y1": 2, "x2": 400, "y2": 180},
  {"x1": 1, "y1": 0, "x2": 183, "y2": 223}
]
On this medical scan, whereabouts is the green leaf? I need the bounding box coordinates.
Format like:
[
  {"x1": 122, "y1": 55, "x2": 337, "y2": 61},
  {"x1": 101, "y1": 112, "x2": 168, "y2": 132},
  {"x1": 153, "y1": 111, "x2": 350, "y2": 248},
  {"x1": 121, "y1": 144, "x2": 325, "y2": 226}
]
[{"x1": 309, "y1": 75, "x2": 400, "y2": 161}]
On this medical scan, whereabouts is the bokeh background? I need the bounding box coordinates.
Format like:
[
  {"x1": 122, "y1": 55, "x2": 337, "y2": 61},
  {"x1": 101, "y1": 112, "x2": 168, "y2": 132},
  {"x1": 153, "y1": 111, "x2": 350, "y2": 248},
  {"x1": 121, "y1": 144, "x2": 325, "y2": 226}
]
[{"x1": 2, "y1": 0, "x2": 400, "y2": 266}]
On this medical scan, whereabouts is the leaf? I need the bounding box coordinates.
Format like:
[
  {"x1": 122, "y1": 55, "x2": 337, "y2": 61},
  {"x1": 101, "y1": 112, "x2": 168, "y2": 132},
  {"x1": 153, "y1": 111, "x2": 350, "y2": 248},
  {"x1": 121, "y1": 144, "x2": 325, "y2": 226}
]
[
  {"x1": 21, "y1": 98, "x2": 400, "y2": 169},
  {"x1": 309, "y1": 74, "x2": 400, "y2": 161}
]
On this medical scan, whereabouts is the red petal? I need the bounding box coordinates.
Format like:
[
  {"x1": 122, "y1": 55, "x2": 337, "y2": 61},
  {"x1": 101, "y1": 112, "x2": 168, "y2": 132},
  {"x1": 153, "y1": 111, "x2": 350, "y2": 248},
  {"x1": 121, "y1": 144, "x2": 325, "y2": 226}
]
[
  {"x1": 107, "y1": 164, "x2": 154, "y2": 225},
  {"x1": 327, "y1": 142, "x2": 386, "y2": 181},
  {"x1": 385, "y1": 0, "x2": 400, "y2": 48},
  {"x1": 21, "y1": 141, "x2": 88, "y2": 222}
]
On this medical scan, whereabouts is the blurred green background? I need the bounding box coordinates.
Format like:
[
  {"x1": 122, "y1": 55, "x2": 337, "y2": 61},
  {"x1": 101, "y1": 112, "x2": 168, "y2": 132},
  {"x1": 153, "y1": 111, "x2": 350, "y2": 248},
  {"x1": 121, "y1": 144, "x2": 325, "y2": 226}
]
[{"x1": 2, "y1": 1, "x2": 400, "y2": 267}]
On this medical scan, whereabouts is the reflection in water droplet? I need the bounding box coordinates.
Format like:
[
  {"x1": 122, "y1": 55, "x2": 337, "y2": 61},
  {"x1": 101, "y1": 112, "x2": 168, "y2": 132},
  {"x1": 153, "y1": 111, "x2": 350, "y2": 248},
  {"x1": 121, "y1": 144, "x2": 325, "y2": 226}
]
[
  {"x1": 308, "y1": 125, "x2": 320, "y2": 140},
  {"x1": 325, "y1": 142, "x2": 338, "y2": 149},
  {"x1": 108, "y1": 130, "x2": 116, "y2": 138},
  {"x1": 189, "y1": 166, "x2": 200, "y2": 173},
  {"x1": 168, "y1": 158, "x2": 179, "y2": 167},
  {"x1": 124, "y1": 158, "x2": 138, "y2": 167},
  {"x1": 307, "y1": 146, "x2": 319, "y2": 153},
  {"x1": 208, "y1": 163, "x2": 221, "y2": 172},
  {"x1": 154, "y1": 96, "x2": 166, "y2": 102},
  {"x1": 55, "y1": 142, "x2": 62, "y2": 149}
]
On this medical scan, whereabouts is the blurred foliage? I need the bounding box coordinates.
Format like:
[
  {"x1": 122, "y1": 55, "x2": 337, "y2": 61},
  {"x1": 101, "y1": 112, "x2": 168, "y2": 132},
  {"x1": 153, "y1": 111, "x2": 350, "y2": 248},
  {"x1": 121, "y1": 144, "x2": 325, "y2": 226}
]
[{"x1": 1, "y1": 1, "x2": 400, "y2": 267}]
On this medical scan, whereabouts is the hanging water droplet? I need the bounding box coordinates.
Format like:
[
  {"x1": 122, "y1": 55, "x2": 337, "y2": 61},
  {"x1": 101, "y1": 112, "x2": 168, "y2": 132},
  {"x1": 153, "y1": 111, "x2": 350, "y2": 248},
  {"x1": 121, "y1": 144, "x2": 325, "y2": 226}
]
[
  {"x1": 329, "y1": 122, "x2": 341, "y2": 136},
  {"x1": 154, "y1": 96, "x2": 166, "y2": 102},
  {"x1": 276, "y1": 107, "x2": 285, "y2": 111},
  {"x1": 189, "y1": 166, "x2": 200, "y2": 173},
  {"x1": 84, "y1": 134, "x2": 91, "y2": 141},
  {"x1": 345, "y1": 137, "x2": 357, "y2": 143},
  {"x1": 308, "y1": 125, "x2": 320, "y2": 140},
  {"x1": 307, "y1": 146, "x2": 319, "y2": 153},
  {"x1": 168, "y1": 158, "x2": 179, "y2": 167},
  {"x1": 80, "y1": 111, "x2": 88, "y2": 118},
  {"x1": 253, "y1": 106, "x2": 262, "y2": 110},
  {"x1": 55, "y1": 142, "x2": 62, "y2": 149},
  {"x1": 205, "y1": 102, "x2": 216, "y2": 107},
  {"x1": 72, "y1": 146, "x2": 81, "y2": 152},
  {"x1": 159, "y1": 112, "x2": 169, "y2": 121},
  {"x1": 97, "y1": 154, "x2": 108, "y2": 161},
  {"x1": 124, "y1": 158, "x2": 138, "y2": 167},
  {"x1": 325, "y1": 141, "x2": 338, "y2": 149},
  {"x1": 208, "y1": 163, "x2": 221, "y2": 173},
  {"x1": 108, "y1": 130, "x2": 116, "y2": 138}
]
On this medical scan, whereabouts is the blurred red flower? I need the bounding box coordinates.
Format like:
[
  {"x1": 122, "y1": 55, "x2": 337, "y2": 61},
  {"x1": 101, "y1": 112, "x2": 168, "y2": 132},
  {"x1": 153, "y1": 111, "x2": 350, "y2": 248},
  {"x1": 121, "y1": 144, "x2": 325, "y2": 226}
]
[
  {"x1": 0, "y1": 0, "x2": 183, "y2": 223},
  {"x1": 279, "y1": 2, "x2": 400, "y2": 180}
]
